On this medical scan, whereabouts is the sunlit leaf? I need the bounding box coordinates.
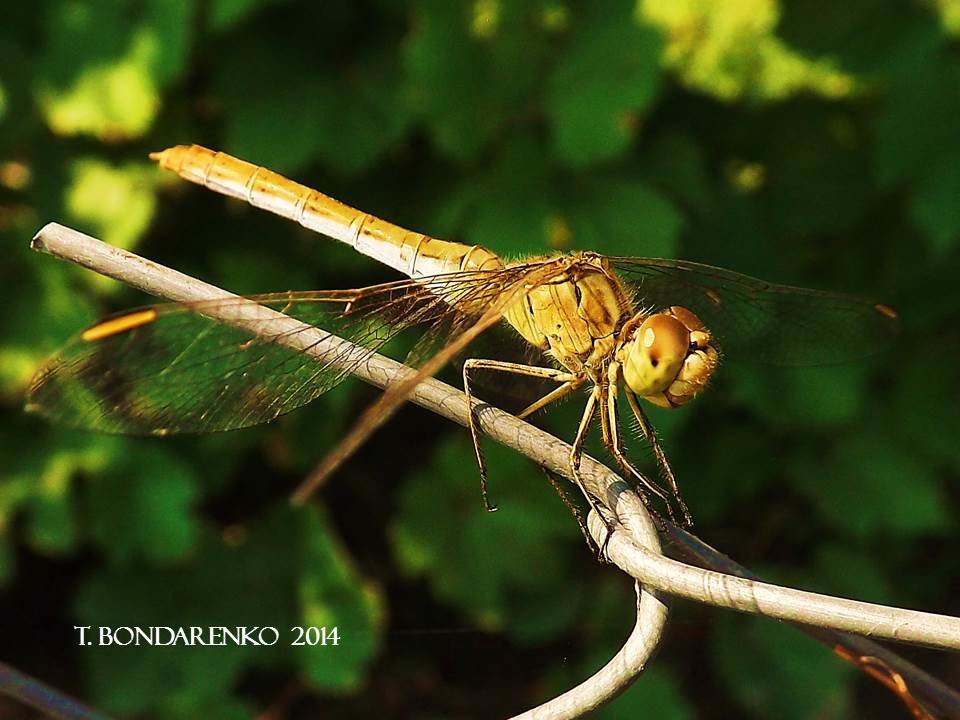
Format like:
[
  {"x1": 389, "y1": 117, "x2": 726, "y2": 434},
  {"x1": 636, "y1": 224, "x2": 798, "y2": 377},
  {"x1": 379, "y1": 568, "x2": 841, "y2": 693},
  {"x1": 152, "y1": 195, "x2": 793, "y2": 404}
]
[
  {"x1": 38, "y1": 53, "x2": 159, "y2": 140},
  {"x1": 35, "y1": 0, "x2": 191, "y2": 140},
  {"x1": 641, "y1": 0, "x2": 856, "y2": 100},
  {"x1": 65, "y1": 158, "x2": 157, "y2": 254},
  {"x1": 936, "y1": 0, "x2": 960, "y2": 34}
]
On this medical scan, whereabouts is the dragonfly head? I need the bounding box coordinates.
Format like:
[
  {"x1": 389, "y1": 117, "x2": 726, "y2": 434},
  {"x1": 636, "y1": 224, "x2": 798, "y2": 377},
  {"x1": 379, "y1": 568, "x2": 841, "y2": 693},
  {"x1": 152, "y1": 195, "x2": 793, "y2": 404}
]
[{"x1": 616, "y1": 306, "x2": 719, "y2": 408}]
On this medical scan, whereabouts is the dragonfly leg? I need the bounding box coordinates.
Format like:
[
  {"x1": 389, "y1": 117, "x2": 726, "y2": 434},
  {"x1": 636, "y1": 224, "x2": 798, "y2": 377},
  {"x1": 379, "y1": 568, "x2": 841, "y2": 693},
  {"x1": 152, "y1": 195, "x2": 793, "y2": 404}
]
[
  {"x1": 517, "y1": 377, "x2": 583, "y2": 419},
  {"x1": 462, "y1": 358, "x2": 579, "y2": 512},
  {"x1": 569, "y1": 386, "x2": 611, "y2": 550},
  {"x1": 604, "y1": 382, "x2": 680, "y2": 524},
  {"x1": 624, "y1": 387, "x2": 693, "y2": 528},
  {"x1": 541, "y1": 467, "x2": 594, "y2": 549}
]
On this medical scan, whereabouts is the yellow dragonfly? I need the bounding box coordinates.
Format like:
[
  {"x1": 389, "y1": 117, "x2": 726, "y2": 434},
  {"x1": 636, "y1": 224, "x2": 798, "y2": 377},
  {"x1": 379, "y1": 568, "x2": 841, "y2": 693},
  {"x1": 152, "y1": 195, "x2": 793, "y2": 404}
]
[{"x1": 26, "y1": 145, "x2": 900, "y2": 526}]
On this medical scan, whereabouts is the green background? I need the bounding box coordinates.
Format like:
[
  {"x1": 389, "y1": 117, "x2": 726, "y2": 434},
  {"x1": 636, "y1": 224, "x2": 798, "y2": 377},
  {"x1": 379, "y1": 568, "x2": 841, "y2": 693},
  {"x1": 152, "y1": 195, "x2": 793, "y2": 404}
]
[{"x1": 2, "y1": 1, "x2": 959, "y2": 717}]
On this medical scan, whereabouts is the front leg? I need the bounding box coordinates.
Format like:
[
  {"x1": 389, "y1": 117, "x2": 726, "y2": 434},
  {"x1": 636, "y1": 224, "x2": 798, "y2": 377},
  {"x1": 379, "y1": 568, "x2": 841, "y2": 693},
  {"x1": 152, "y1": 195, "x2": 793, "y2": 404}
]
[
  {"x1": 604, "y1": 379, "x2": 686, "y2": 525},
  {"x1": 624, "y1": 386, "x2": 693, "y2": 527},
  {"x1": 462, "y1": 358, "x2": 581, "y2": 511}
]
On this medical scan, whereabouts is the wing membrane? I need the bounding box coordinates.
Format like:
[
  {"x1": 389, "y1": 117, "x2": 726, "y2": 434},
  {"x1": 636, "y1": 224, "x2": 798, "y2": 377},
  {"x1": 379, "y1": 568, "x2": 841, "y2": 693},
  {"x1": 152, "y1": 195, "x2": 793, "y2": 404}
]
[
  {"x1": 611, "y1": 257, "x2": 900, "y2": 365},
  {"x1": 26, "y1": 266, "x2": 540, "y2": 434}
]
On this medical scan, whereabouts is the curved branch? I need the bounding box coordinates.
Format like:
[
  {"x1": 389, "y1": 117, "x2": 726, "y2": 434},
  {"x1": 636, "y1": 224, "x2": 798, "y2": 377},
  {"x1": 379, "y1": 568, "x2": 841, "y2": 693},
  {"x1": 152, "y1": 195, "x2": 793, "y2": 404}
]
[
  {"x1": 29, "y1": 223, "x2": 960, "y2": 719},
  {"x1": 606, "y1": 520, "x2": 960, "y2": 649},
  {"x1": 511, "y1": 489, "x2": 669, "y2": 720}
]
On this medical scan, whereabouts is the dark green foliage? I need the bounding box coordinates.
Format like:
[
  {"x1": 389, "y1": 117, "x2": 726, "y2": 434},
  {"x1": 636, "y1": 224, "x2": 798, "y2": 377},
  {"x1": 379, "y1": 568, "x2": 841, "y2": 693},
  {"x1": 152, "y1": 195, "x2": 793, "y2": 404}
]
[{"x1": 1, "y1": 1, "x2": 958, "y2": 717}]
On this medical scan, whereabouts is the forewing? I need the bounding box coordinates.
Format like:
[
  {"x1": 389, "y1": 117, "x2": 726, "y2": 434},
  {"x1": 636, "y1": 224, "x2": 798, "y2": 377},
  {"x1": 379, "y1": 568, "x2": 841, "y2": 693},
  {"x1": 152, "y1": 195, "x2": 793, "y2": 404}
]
[
  {"x1": 25, "y1": 271, "x2": 514, "y2": 434},
  {"x1": 611, "y1": 257, "x2": 900, "y2": 365}
]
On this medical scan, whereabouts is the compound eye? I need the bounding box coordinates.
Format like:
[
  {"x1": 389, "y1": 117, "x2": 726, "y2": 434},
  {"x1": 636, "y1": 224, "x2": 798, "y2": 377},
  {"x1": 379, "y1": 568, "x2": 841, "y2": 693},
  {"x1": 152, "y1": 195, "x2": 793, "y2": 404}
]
[
  {"x1": 622, "y1": 314, "x2": 690, "y2": 395},
  {"x1": 641, "y1": 315, "x2": 690, "y2": 369}
]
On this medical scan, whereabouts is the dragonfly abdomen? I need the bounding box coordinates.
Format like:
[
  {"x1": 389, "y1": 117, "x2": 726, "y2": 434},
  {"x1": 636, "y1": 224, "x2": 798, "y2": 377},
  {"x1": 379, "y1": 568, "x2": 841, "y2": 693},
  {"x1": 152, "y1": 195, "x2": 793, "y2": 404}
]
[{"x1": 151, "y1": 145, "x2": 504, "y2": 278}]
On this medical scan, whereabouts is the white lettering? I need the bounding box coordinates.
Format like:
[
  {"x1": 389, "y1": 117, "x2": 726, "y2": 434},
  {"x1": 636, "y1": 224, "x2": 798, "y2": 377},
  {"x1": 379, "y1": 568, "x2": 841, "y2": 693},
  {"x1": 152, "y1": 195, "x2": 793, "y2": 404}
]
[
  {"x1": 74, "y1": 625, "x2": 91, "y2": 645},
  {"x1": 258, "y1": 626, "x2": 279, "y2": 645}
]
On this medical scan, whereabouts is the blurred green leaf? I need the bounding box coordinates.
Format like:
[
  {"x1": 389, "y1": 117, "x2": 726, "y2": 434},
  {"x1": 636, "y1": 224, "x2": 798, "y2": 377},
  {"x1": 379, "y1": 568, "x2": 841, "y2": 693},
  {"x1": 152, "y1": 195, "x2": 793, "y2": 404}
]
[
  {"x1": 729, "y1": 363, "x2": 868, "y2": 427},
  {"x1": 210, "y1": 0, "x2": 276, "y2": 31},
  {"x1": 0, "y1": 80, "x2": 7, "y2": 122},
  {"x1": 565, "y1": 176, "x2": 682, "y2": 256},
  {"x1": 677, "y1": 421, "x2": 771, "y2": 522},
  {"x1": 891, "y1": 338, "x2": 960, "y2": 471},
  {"x1": 213, "y1": 19, "x2": 411, "y2": 176},
  {"x1": 794, "y1": 427, "x2": 951, "y2": 538},
  {"x1": 404, "y1": 0, "x2": 545, "y2": 162},
  {"x1": 211, "y1": 34, "x2": 329, "y2": 174},
  {"x1": 641, "y1": 131, "x2": 714, "y2": 217},
  {"x1": 873, "y1": 37, "x2": 960, "y2": 252},
  {"x1": 752, "y1": 106, "x2": 872, "y2": 239},
  {"x1": 441, "y1": 135, "x2": 682, "y2": 258},
  {"x1": 596, "y1": 667, "x2": 693, "y2": 719},
  {"x1": 0, "y1": 32, "x2": 35, "y2": 144},
  {"x1": 441, "y1": 132, "x2": 555, "y2": 255},
  {"x1": 22, "y1": 434, "x2": 117, "y2": 554},
  {"x1": 26, "y1": 485, "x2": 76, "y2": 552},
  {"x1": 811, "y1": 545, "x2": 893, "y2": 605},
  {"x1": 0, "y1": 255, "x2": 96, "y2": 394},
  {"x1": 0, "y1": 536, "x2": 13, "y2": 584},
  {"x1": 297, "y1": 506, "x2": 384, "y2": 688},
  {"x1": 910, "y1": 146, "x2": 960, "y2": 254},
  {"x1": 713, "y1": 616, "x2": 852, "y2": 719},
  {"x1": 392, "y1": 437, "x2": 580, "y2": 639},
  {"x1": 545, "y1": 0, "x2": 661, "y2": 167},
  {"x1": 86, "y1": 444, "x2": 199, "y2": 564},
  {"x1": 141, "y1": 0, "x2": 194, "y2": 85}
]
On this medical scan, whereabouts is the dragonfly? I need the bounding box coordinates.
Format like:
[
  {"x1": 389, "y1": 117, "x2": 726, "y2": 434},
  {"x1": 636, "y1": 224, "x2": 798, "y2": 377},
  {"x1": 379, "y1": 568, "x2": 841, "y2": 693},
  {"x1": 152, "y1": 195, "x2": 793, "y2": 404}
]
[{"x1": 26, "y1": 145, "x2": 900, "y2": 526}]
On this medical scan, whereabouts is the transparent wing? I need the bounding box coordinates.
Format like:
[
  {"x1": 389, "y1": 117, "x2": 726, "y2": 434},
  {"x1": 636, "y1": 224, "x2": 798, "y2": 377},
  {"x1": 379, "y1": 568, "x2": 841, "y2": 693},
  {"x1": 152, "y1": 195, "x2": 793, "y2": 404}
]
[
  {"x1": 611, "y1": 257, "x2": 900, "y2": 366},
  {"x1": 25, "y1": 265, "x2": 544, "y2": 435}
]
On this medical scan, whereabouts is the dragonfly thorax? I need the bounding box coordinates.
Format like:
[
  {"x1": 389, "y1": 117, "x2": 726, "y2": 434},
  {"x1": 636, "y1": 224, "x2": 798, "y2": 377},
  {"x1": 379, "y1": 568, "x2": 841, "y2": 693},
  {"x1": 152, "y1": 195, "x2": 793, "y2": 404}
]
[
  {"x1": 503, "y1": 259, "x2": 631, "y2": 374},
  {"x1": 615, "y1": 306, "x2": 719, "y2": 409}
]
